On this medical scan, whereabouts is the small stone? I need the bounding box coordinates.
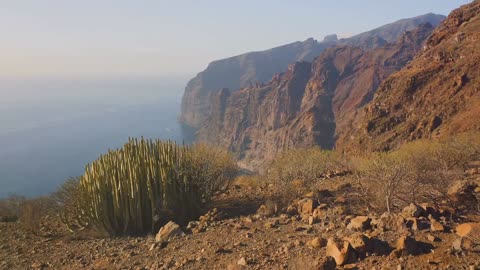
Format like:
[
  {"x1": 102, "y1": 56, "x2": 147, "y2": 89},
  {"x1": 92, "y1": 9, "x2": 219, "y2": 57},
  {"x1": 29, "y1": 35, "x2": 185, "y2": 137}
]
[
  {"x1": 155, "y1": 221, "x2": 185, "y2": 242},
  {"x1": 308, "y1": 216, "x2": 314, "y2": 225},
  {"x1": 426, "y1": 234, "x2": 439, "y2": 242},
  {"x1": 430, "y1": 220, "x2": 444, "y2": 232},
  {"x1": 307, "y1": 237, "x2": 327, "y2": 248},
  {"x1": 237, "y1": 257, "x2": 247, "y2": 266},
  {"x1": 347, "y1": 216, "x2": 371, "y2": 231}
]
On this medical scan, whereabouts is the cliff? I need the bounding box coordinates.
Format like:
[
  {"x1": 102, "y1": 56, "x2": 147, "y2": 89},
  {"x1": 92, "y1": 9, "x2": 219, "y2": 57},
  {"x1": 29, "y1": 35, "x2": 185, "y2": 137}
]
[
  {"x1": 343, "y1": 1, "x2": 480, "y2": 152},
  {"x1": 180, "y1": 14, "x2": 445, "y2": 127},
  {"x1": 198, "y1": 24, "x2": 435, "y2": 170}
]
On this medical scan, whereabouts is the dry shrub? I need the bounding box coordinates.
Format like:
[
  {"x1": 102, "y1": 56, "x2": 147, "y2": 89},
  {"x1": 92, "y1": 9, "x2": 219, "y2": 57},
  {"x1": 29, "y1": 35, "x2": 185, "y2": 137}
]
[
  {"x1": 354, "y1": 152, "x2": 411, "y2": 213},
  {"x1": 19, "y1": 196, "x2": 56, "y2": 235},
  {"x1": 188, "y1": 143, "x2": 239, "y2": 200},
  {"x1": 0, "y1": 194, "x2": 25, "y2": 222},
  {"x1": 53, "y1": 177, "x2": 92, "y2": 233},
  {"x1": 354, "y1": 133, "x2": 480, "y2": 213},
  {"x1": 232, "y1": 175, "x2": 265, "y2": 189},
  {"x1": 267, "y1": 148, "x2": 347, "y2": 198}
]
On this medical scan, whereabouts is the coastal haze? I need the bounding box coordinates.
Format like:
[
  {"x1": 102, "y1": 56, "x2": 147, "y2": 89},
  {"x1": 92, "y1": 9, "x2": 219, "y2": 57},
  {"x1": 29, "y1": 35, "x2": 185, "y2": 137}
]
[{"x1": 0, "y1": 77, "x2": 193, "y2": 197}]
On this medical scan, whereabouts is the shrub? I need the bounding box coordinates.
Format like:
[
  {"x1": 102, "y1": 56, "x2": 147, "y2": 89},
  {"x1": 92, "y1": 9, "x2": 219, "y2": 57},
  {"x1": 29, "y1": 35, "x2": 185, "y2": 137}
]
[
  {"x1": 267, "y1": 148, "x2": 346, "y2": 196},
  {"x1": 188, "y1": 143, "x2": 238, "y2": 199},
  {"x1": 354, "y1": 133, "x2": 480, "y2": 213},
  {"x1": 354, "y1": 152, "x2": 412, "y2": 213},
  {"x1": 0, "y1": 194, "x2": 25, "y2": 222},
  {"x1": 62, "y1": 138, "x2": 237, "y2": 236},
  {"x1": 19, "y1": 196, "x2": 56, "y2": 235},
  {"x1": 53, "y1": 177, "x2": 91, "y2": 232}
]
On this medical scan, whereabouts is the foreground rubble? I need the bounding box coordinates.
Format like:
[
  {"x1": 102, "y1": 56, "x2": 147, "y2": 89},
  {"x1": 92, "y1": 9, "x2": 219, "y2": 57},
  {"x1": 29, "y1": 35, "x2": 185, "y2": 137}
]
[{"x1": 1, "y1": 176, "x2": 480, "y2": 270}]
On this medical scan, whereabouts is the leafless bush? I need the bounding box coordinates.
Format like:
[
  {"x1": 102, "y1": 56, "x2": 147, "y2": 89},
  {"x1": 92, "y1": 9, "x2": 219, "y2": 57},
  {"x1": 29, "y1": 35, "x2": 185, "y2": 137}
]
[
  {"x1": 52, "y1": 177, "x2": 92, "y2": 232},
  {"x1": 188, "y1": 143, "x2": 239, "y2": 200},
  {"x1": 19, "y1": 196, "x2": 56, "y2": 235},
  {"x1": 0, "y1": 194, "x2": 26, "y2": 222},
  {"x1": 354, "y1": 152, "x2": 411, "y2": 213},
  {"x1": 354, "y1": 133, "x2": 480, "y2": 213},
  {"x1": 268, "y1": 148, "x2": 347, "y2": 195}
]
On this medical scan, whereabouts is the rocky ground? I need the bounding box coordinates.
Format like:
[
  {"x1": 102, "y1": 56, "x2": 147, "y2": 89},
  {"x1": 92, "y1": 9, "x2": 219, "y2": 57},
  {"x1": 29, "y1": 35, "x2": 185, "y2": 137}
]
[{"x1": 1, "y1": 174, "x2": 480, "y2": 270}]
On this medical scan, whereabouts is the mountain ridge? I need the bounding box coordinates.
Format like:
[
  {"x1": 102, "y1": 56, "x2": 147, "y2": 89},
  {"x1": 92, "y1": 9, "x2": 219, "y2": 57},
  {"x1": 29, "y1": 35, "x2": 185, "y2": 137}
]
[
  {"x1": 180, "y1": 13, "x2": 446, "y2": 127},
  {"x1": 198, "y1": 23, "x2": 436, "y2": 170},
  {"x1": 342, "y1": 0, "x2": 480, "y2": 152}
]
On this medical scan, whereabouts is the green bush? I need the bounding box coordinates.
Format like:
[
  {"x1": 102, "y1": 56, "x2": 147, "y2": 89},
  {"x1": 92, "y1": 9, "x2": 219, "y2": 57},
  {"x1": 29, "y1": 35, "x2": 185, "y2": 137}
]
[{"x1": 61, "y1": 138, "x2": 237, "y2": 236}]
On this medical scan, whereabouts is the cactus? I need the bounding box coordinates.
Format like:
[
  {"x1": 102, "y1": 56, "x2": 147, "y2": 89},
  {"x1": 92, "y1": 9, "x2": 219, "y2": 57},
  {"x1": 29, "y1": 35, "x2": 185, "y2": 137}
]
[{"x1": 70, "y1": 138, "x2": 209, "y2": 236}]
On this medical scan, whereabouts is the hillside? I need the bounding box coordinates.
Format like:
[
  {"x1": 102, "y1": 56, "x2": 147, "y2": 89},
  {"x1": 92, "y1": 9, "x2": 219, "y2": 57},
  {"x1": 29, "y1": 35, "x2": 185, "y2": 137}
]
[
  {"x1": 180, "y1": 14, "x2": 445, "y2": 127},
  {"x1": 198, "y1": 24, "x2": 435, "y2": 169},
  {"x1": 343, "y1": 0, "x2": 480, "y2": 152}
]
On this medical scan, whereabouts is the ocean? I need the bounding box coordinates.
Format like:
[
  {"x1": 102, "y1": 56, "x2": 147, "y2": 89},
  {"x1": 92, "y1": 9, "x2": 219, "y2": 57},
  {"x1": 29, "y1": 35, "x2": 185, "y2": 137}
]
[{"x1": 0, "y1": 77, "x2": 194, "y2": 198}]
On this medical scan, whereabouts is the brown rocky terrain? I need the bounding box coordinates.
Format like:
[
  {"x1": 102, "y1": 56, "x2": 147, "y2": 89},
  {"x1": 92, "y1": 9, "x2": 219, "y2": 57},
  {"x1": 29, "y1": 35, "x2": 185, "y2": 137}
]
[
  {"x1": 180, "y1": 14, "x2": 445, "y2": 128},
  {"x1": 2, "y1": 169, "x2": 480, "y2": 270},
  {"x1": 343, "y1": 1, "x2": 480, "y2": 152},
  {"x1": 198, "y1": 24, "x2": 435, "y2": 170}
]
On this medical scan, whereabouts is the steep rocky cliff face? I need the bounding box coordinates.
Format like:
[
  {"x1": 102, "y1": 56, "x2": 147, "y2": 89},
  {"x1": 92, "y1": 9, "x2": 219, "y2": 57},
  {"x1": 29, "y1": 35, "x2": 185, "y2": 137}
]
[
  {"x1": 343, "y1": 1, "x2": 480, "y2": 152},
  {"x1": 198, "y1": 24, "x2": 435, "y2": 169},
  {"x1": 180, "y1": 14, "x2": 445, "y2": 127}
]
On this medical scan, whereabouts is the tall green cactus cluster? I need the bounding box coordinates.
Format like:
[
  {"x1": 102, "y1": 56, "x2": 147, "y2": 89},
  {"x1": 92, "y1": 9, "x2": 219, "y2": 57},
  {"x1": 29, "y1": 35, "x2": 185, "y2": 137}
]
[{"x1": 74, "y1": 138, "x2": 203, "y2": 236}]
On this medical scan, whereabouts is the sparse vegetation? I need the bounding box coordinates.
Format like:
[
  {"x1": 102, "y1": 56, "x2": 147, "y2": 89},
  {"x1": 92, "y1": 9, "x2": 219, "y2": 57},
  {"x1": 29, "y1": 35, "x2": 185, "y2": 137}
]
[
  {"x1": 0, "y1": 194, "x2": 25, "y2": 222},
  {"x1": 267, "y1": 148, "x2": 346, "y2": 195},
  {"x1": 59, "y1": 138, "x2": 237, "y2": 236}
]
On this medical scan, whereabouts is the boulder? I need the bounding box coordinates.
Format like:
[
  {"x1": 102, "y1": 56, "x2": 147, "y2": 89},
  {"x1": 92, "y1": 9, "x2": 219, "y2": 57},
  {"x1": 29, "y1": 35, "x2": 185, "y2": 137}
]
[
  {"x1": 298, "y1": 198, "x2": 318, "y2": 215},
  {"x1": 318, "y1": 256, "x2": 336, "y2": 270},
  {"x1": 405, "y1": 218, "x2": 429, "y2": 231},
  {"x1": 420, "y1": 203, "x2": 440, "y2": 219},
  {"x1": 377, "y1": 213, "x2": 407, "y2": 233},
  {"x1": 347, "y1": 216, "x2": 371, "y2": 231},
  {"x1": 393, "y1": 236, "x2": 419, "y2": 257},
  {"x1": 286, "y1": 205, "x2": 298, "y2": 216},
  {"x1": 452, "y1": 237, "x2": 477, "y2": 252},
  {"x1": 402, "y1": 203, "x2": 426, "y2": 218},
  {"x1": 326, "y1": 238, "x2": 357, "y2": 266},
  {"x1": 448, "y1": 180, "x2": 479, "y2": 211},
  {"x1": 344, "y1": 233, "x2": 372, "y2": 257},
  {"x1": 456, "y1": 223, "x2": 480, "y2": 239},
  {"x1": 155, "y1": 221, "x2": 185, "y2": 242}
]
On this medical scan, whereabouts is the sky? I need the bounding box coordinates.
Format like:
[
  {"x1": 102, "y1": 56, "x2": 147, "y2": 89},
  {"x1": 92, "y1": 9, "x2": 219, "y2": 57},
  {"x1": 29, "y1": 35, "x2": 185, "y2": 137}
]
[{"x1": 0, "y1": 0, "x2": 472, "y2": 79}]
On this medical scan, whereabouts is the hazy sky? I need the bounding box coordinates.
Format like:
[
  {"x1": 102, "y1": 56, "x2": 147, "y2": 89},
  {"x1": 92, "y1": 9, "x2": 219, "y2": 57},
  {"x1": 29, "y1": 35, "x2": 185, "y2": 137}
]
[{"x1": 0, "y1": 0, "x2": 472, "y2": 79}]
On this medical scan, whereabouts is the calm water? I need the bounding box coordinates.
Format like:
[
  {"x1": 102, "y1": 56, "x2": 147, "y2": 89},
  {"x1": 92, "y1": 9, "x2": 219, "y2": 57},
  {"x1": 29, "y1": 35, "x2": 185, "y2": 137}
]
[{"x1": 0, "y1": 77, "x2": 194, "y2": 198}]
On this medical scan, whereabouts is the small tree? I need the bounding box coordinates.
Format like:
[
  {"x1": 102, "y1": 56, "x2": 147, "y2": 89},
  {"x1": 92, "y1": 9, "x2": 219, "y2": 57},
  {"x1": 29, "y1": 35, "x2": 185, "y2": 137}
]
[{"x1": 355, "y1": 152, "x2": 411, "y2": 213}]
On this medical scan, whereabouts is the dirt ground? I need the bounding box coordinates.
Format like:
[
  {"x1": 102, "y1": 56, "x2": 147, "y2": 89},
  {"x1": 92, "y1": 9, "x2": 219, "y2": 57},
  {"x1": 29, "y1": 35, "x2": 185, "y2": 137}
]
[{"x1": 1, "y1": 178, "x2": 480, "y2": 270}]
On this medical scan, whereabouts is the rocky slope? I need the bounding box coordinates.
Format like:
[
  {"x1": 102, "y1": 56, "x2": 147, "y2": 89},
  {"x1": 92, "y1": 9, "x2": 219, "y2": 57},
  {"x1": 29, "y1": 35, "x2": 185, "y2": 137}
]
[
  {"x1": 180, "y1": 14, "x2": 445, "y2": 127},
  {"x1": 2, "y1": 171, "x2": 480, "y2": 270},
  {"x1": 198, "y1": 24, "x2": 435, "y2": 169},
  {"x1": 343, "y1": 0, "x2": 480, "y2": 152}
]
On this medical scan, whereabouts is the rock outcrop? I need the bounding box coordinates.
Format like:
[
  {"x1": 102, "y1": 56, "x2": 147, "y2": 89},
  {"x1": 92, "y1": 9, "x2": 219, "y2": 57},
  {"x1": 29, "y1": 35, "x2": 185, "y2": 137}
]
[
  {"x1": 198, "y1": 24, "x2": 435, "y2": 169},
  {"x1": 343, "y1": 1, "x2": 480, "y2": 151},
  {"x1": 180, "y1": 14, "x2": 445, "y2": 128}
]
